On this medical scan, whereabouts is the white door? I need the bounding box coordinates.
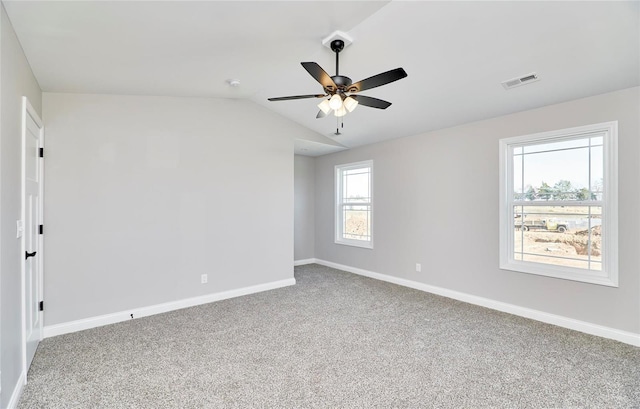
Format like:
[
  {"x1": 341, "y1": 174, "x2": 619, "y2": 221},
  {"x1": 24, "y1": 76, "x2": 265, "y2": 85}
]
[{"x1": 22, "y1": 97, "x2": 44, "y2": 375}]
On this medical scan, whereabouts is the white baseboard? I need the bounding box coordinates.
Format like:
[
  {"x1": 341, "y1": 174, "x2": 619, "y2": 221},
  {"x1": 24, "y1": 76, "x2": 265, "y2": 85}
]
[
  {"x1": 6, "y1": 370, "x2": 26, "y2": 409},
  {"x1": 313, "y1": 259, "x2": 640, "y2": 347},
  {"x1": 44, "y1": 278, "x2": 296, "y2": 339},
  {"x1": 294, "y1": 258, "x2": 317, "y2": 266}
]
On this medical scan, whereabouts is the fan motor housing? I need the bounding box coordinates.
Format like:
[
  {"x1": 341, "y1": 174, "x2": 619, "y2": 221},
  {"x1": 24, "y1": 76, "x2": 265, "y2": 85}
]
[{"x1": 331, "y1": 75, "x2": 352, "y2": 88}]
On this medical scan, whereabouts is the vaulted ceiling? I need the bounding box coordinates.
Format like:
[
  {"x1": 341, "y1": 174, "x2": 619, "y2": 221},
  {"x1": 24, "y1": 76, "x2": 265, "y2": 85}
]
[{"x1": 4, "y1": 1, "x2": 639, "y2": 156}]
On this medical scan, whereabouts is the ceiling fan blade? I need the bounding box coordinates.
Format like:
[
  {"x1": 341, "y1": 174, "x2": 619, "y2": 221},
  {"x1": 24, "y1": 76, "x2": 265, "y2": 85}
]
[
  {"x1": 349, "y1": 68, "x2": 407, "y2": 93},
  {"x1": 350, "y1": 95, "x2": 392, "y2": 109},
  {"x1": 268, "y1": 94, "x2": 325, "y2": 101},
  {"x1": 301, "y1": 62, "x2": 337, "y2": 91},
  {"x1": 316, "y1": 109, "x2": 328, "y2": 119}
]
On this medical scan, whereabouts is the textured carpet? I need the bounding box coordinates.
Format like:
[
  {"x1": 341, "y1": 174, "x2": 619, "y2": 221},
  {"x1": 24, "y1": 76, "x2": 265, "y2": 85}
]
[{"x1": 18, "y1": 264, "x2": 640, "y2": 408}]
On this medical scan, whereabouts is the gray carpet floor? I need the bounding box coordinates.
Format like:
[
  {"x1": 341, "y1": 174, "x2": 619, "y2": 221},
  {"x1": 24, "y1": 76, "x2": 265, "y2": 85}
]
[{"x1": 18, "y1": 264, "x2": 640, "y2": 408}]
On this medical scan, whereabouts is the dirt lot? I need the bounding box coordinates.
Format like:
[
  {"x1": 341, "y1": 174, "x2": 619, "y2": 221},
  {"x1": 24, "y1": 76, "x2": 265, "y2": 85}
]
[
  {"x1": 514, "y1": 225, "x2": 602, "y2": 270},
  {"x1": 344, "y1": 211, "x2": 369, "y2": 240}
]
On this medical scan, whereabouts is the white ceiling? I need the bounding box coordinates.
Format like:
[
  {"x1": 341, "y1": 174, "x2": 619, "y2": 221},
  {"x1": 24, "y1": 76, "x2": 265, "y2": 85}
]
[{"x1": 4, "y1": 1, "x2": 639, "y2": 156}]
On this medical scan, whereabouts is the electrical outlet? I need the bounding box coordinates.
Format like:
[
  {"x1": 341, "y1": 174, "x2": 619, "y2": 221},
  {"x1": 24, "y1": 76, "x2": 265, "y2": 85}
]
[
  {"x1": 416, "y1": 263, "x2": 422, "y2": 273},
  {"x1": 201, "y1": 274, "x2": 208, "y2": 284}
]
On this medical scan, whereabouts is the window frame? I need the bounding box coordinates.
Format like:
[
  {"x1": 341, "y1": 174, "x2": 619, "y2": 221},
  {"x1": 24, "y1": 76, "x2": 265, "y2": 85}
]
[
  {"x1": 335, "y1": 160, "x2": 374, "y2": 249},
  {"x1": 499, "y1": 121, "x2": 618, "y2": 287}
]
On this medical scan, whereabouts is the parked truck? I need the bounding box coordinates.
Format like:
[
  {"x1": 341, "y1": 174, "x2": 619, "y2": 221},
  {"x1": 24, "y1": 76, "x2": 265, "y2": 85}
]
[{"x1": 515, "y1": 218, "x2": 568, "y2": 233}]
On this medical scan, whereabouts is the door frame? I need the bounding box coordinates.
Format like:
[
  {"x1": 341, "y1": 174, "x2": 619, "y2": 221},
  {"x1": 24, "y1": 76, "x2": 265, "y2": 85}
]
[{"x1": 21, "y1": 96, "x2": 44, "y2": 381}]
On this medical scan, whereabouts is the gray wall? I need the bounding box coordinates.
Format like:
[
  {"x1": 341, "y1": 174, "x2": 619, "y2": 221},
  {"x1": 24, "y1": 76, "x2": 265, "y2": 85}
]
[
  {"x1": 42, "y1": 93, "x2": 318, "y2": 326},
  {"x1": 314, "y1": 87, "x2": 640, "y2": 334},
  {"x1": 0, "y1": 5, "x2": 43, "y2": 407},
  {"x1": 294, "y1": 155, "x2": 315, "y2": 261}
]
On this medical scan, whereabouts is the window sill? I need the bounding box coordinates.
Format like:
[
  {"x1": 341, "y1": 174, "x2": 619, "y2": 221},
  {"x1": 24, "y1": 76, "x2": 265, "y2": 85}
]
[
  {"x1": 335, "y1": 239, "x2": 373, "y2": 249},
  {"x1": 500, "y1": 260, "x2": 618, "y2": 287}
]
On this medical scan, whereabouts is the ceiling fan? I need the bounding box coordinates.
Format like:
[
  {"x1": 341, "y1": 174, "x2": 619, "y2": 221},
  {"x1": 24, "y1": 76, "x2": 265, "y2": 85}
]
[{"x1": 268, "y1": 39, "x2": 407, "y2": 124}]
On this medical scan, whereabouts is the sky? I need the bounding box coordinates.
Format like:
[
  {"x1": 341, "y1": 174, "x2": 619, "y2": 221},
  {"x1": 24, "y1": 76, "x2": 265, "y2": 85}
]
[
  {"x1": 343, "y1": 168, "x2": 370, "y2": 200},
  {"x1": 513, "y1": 136, "x2": 603, "y2": 192}
]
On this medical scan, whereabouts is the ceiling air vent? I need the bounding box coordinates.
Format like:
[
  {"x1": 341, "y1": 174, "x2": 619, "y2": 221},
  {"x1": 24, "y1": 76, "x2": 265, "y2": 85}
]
[{"x1": 501, "y1": 72, "x2": 539, "y2": 90}]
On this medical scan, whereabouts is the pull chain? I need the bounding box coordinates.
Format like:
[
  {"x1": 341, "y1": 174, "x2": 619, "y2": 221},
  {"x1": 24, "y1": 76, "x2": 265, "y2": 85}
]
[{"x1": 335, "y1": 116, "x2": 344, "y2": 135}]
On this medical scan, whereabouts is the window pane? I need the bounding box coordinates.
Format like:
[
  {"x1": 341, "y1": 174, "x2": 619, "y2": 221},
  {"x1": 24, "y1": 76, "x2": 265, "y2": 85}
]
[
  {"x1": 590, "y1": 145, "x2": 603, "y2": 201},
  {"x1": 522, "y1": 254, "x2": 590, "y2": 270},
  {"x1": 514, "y1": 136, "x2": 604, "y2": 202},
  {"x1": 521, "y1": 146, "x2": 590, "y2": 201},
  {"x1": 591, "y1": 136, "x2": 603, "y2": 146},
  {"x1": 513, "y1": 154, "x2": 523, "y2": 198},
  {"x1": 513, "y1": 205, "x2": 525, "y2": 255},
  {"x1": 343, "y1": 205, "x2": 371, "y2": 241},
  {"x1": 343, "y1": 170, "x2": 370, "y2": 203},
  {"x1": 523, "y1": 138, "x2": 589, "y2": 154},
  {"x1": 513, "y1": 205, "x2": 602, "y2": 270}
]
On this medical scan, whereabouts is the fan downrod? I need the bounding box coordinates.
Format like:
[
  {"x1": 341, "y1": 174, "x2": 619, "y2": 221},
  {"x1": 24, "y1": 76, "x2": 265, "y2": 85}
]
[{"x1": 332, "y1": 40, "x2": 344, "y2": 77}]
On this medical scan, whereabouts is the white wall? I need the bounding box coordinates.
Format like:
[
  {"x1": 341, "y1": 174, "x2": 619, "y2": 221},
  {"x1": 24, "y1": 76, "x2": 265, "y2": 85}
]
[
  {"x1": 314, "y1": 87, "x2": 640, "y2": 335},
  {"x1": 294, "y1": 155, "x2": 315, "y2": 261},
  {"x1": 42, "y1": 93, "x2": 317, "y2": 327},
  {"x1": 0, "y1": 4, "x2": 43, "y2": 407}
]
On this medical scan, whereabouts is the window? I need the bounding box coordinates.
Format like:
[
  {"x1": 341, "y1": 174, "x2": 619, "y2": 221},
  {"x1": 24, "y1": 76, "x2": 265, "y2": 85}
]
[
  {"x1": 499, "y1": 122, "x2": 618, "y2": 286},
  {"x1": 335, "y1": 160, "x2": 373, "y2": 248}
]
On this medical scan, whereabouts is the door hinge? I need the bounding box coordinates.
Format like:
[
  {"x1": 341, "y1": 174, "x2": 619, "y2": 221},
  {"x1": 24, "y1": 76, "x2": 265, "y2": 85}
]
[
  {"x1": 39, "y1": 147, "x2": 44, "y2": 158},
  {"x1": 39, "y1": 224, "x2": 43, "y2": 235},
  {"x1": 39, "y1": 301, "x2": 44, "y2": 312}
]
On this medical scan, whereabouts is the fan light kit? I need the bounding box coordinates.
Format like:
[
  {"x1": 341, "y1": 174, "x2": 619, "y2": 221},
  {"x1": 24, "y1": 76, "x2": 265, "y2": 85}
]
[{"x1": 268, "y1": 32, "x2": 407, "y2": 134}]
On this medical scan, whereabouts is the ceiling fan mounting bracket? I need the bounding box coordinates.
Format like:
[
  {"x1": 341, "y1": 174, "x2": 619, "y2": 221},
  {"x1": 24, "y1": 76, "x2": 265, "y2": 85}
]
[
  {"x1": 321, "y1": 30, "x2": 353, "y2": 50},
  {"x1": 330, "y1": 40, "x2": 344, "y2": 54}
]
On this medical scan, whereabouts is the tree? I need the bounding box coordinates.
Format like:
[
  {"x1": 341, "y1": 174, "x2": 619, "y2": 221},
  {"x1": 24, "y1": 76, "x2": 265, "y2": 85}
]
[
  {"x1": 575, "y1": 187, "x2": 590, "y2": 201},
  {"x1": 592, "y1": 178, "x2": 603, "y2": 200},
  {"x1": 525, "y1": 185, "x2": 536, "y2": 201},
  {"x1": 552, "y1": 180, "x2": 573, "y2": 200},
  {"x1": 537, "y1": 182, "x2": 553, "y2": 200}
]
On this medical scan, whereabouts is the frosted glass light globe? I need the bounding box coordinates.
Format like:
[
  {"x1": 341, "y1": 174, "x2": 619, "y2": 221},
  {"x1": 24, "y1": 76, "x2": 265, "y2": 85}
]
[
  {"x1": 334, "y1": 106, "x2": 347, "y2": 117},
  {"x1": 317, "y1": 99, "x2": 331, "y2": 114},
  {"x1": 329, "y1": 94, "x2": 343, "y2": 110},
  {"x1": 343, "y1": 96, "x2": 358, "y2": 112}
]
